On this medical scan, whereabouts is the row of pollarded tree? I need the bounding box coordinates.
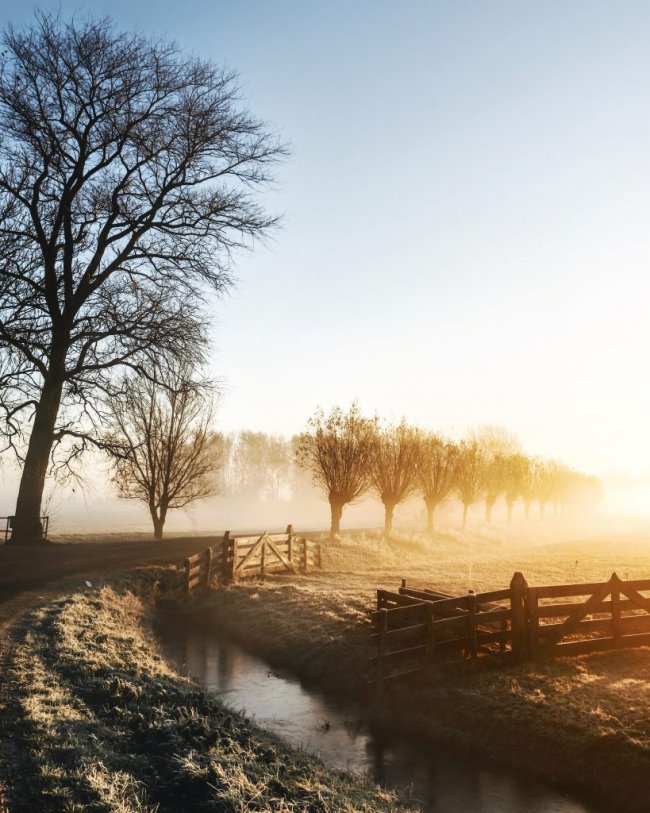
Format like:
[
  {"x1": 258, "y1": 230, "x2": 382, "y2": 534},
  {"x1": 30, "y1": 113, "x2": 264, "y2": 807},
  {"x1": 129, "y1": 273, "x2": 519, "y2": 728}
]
[{"x1": 296, "y1": 404, "x2": 602, "y2": 536}]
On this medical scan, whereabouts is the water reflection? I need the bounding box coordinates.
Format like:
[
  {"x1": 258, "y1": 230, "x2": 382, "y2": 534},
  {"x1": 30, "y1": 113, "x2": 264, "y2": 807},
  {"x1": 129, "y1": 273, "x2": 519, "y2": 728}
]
[{"x1": 160, "y1": 624, "x2": 595, "y2": 813}]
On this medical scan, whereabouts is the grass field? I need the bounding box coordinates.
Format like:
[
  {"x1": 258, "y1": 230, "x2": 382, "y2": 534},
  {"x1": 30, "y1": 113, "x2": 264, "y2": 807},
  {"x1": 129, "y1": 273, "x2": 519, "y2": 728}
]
[
  {"x1": 188, "y1": 521, "x2": 650, "y2": 813},
  {"x1": 4, "y1": 518, "x2": 650, "y2": 812}
]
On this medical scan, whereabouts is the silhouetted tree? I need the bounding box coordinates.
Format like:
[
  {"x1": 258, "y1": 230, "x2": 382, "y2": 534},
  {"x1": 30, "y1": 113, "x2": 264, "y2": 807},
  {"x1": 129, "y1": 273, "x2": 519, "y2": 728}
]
[
  {"x1": 416, "y1": 433, "x2": 458, "y2": 532},
  {"x1": 296, "y1": 404, "x2": 376, "y2": 537},
  {"x1": 103, "y1": 369, "x2": 220, "y2": 538},
  {"x1": 369, "y1": 421, "x2": 419, "y2": 533},
  {"x1": 455, "y1": 441, "x2": 487, "y2": 529},
  {"x1": 0, "y1": 14, "x2": 285, "y2": 543}
]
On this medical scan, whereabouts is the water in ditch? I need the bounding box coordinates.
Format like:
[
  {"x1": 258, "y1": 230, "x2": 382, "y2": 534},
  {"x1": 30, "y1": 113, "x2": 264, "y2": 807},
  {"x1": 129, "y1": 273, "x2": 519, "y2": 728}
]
[{"x1": 160, "y1": 623, "x2": 598, "y2": 813}]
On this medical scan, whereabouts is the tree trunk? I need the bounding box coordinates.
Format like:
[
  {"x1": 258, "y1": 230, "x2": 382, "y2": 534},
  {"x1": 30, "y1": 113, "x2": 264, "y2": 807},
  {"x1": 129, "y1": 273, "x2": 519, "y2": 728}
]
[
  {"x1": 485, "y1": 496, "x2": 497, "y2": 524},
  {"x1": 150, "y1": 502, "x2": 167, "y2": 540},
  {"x1": 524, "y1": 500, "x2": 531, "y2": 520},
  {"x1": 9, "y1": 376, "x2": 64, "y2": 544},
  {"x1": 506, "y1": 498, "x2": 514, "y2": 524},
  {"x1": 462, "y1": 503, "x2": 469, "y2": 529},
  {"x1": 425, "y1": 498, "x2": 436, "y2": 533},
  {"x1": 329, "y1": 496, "x2": 344, "y2": 538},
  {"x1": 384, "y1": 501, "x2": 395, "y2": 533}
]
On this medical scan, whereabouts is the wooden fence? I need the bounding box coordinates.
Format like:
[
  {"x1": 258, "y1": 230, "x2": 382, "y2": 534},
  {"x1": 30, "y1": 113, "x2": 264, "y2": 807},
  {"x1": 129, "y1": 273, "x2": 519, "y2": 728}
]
[
  {"x1": 181, "y1": 525, "x2": 322, "y2": 597},
  {"x1": 1, "y1": 515, "x2": 49, "y2": 543},
  {"x1": 370, "y1": 571, "x2": 650, "y2": 693}
]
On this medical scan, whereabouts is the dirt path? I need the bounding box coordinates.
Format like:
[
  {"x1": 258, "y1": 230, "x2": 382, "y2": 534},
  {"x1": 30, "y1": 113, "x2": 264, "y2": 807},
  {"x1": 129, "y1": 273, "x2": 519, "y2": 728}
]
[
  {"x1": 0, "y1": 536, "x2": 223, "y2": 813},
  {"x1": 0, "y1": 536, "x2": 219, "y2": 639}
]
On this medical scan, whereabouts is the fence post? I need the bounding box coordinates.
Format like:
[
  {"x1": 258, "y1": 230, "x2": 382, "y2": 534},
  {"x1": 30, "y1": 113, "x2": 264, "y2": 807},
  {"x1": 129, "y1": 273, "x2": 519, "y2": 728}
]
[
  {"x1": 376, "y1": 607, "x2": 388, "y2": 698},
  {"x1": 467, "y1": 591, "x2": 478, "y2": 659},
  {"x1": 184, "y1": 558, "x2": 192, "y2": 600},
  {"x1": 611, "y1": 572, "x2": 622, "y2": 647},
  {"x1": 317, "y1": 541, "x2": 322, "y2": 570},
  {"x1": 205, "y1": 546, "x2": 214, "y2": 589},
  {"x1": 286, "y1": 524, "x2": 293, "y2": 565},
  {"x1": 424, "y1": 602, "x2": 435, "y2": 679},
  {"x1": 510, "y1": 571, "x2": 529, "y2": 661},
  {"x1": 527, "y1": 586, "x2": 539, "y2": 657},
  {"x1": 221, "y1": 531, "x2": 237, "y2": 582},
  {"x1": 260, "y1": 535, "x2": 266, "y2": 577},
  {"x1": 302, "y1": 537, "x2": 308, "y2": 573}
]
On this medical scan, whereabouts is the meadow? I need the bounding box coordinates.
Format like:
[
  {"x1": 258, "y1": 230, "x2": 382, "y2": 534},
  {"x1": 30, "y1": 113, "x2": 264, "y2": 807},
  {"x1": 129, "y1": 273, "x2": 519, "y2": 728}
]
[{"x1": 3, "y1": 517, "x2": 650, "y2": 812}]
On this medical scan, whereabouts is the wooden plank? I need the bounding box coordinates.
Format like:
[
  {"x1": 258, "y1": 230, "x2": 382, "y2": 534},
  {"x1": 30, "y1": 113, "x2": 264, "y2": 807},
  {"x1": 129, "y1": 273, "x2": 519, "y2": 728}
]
[
  {"x1": 369, "y1": 623, "x2": 427, "y2": 643},
  {"x1": 611, "y1": 577, "x2": 621, "y2": 647},
  {"x1": 528, "y1": 587, "x2": 540, "y2": 657},
  {"x1": 538, "y1": 598, "x2": 637, "y2": 617},
  {"x1": 477, "y1": 629, "x2": 512, "y2": 646},
  {"x1": 539, "y1": 616, "x2": 616, "y2": 640},
  {"x1": 535, "y1": 581, "x2": 612, "y2": 599},
  {"x1": 621, "y1": 579, "x2": 650, "y2": 592},
  {"x1": 400, "y1": 587, "x2": 452, "y2": 602},
  {"x1": 541, "y1": 579, "x2": 613, "y2": 647},
  {"x1": 619, "y1": 583, "x2": 650, "y2": 614},
  {"x1": 265, "y1": 538, "x2": 297, "y2": 573},
  {"x1": 424, "y1": 602, "x2": 435, "y2": 678},
  {"x1": 475, "y1": 588, "x2": 512, "y2": 603},
  {"x1": 467, "y1": 592, "x2": 478, "y2": 658},
  {"x1": 267, "y1": 533, "x2": 292, "y2": 543},
  {"x1": 234, "y1": 532, "x2": 266, "y2": 574},
  {"x1": 188, "y1": 575, "x2": 202, "y2": 590},
  {"x1": 378, "y1": 589, "x2": 428, "y2": 608},
  {"x1": 619, "y1": 615, "x2": 650, "y2": 634},
  {"x1": 428, "y1": 595, "x2": 472, "y2": 613},
  {"x1": 475, "y1": 608, "x2": 510, "y2": 624},
  {"x1": 422, "y1": 588, "x2": 456, "y2": 599}
]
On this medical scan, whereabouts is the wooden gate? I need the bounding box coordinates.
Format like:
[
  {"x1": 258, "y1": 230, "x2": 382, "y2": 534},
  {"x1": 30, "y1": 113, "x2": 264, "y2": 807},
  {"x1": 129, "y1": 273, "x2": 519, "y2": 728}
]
[
  {"x1": 181, "y1": 525, "x2": 322, "y2": 596},
  {"x1": 528, "y1": 572, "x2": 650, "y2": 656}
]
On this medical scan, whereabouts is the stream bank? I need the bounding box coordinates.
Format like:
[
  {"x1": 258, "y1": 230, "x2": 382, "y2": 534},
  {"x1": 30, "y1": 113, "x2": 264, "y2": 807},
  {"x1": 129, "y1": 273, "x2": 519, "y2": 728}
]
[
  {"x1": 0, "y1": 583, "x2": 415, "y2": 813},
  {"x1": 188, "y1": 574, "x2": 650, "y2": 813},
  {"x1": 159, "y1": 618, "x2": 596, "y2": 813}
]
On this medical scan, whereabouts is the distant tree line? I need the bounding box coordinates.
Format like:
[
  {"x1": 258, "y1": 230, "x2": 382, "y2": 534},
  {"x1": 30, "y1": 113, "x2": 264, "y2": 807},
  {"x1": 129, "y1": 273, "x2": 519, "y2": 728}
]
[{"x1": 295, "y1": 404, "x2": 603, "y2": 537}]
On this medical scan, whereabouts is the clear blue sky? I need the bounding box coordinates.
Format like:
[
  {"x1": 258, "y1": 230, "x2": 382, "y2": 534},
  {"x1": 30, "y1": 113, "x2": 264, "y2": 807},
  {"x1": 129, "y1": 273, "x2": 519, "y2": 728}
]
[{"x1": 2, "y1": 1, "x2": 650, "y2": 475}]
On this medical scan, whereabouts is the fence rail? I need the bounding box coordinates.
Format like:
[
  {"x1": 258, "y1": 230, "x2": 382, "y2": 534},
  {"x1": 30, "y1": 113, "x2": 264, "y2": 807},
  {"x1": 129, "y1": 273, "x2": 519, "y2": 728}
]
[
  {"x1": 1, "y1": 515, "x2": 49, "y2": 543},
  {"x1": 180, "y1": 524, "x2": 321, "y2": 597},
  {"x1": 370, "y1": 571, "x2": 650, "y2": 693}
]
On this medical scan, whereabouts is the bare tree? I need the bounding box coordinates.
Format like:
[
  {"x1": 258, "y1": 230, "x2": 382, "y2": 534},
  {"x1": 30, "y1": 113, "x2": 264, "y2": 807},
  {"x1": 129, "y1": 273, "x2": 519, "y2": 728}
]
[
  {"x1": 521, "y1": 458, "x2": 540, "y2": 520},
  {"x1": 455, "y1": 440, "x2": 487, "y2": 529},
  {"x1": 0, "y1": 14, "x2": 285, "y2": 543},
  {"x1": 469, "y1": 425, "x2": 521, "y2": 524},
  {"x1": 296, "y1": 404, "x2": 376, "y2": 537},
  {"x1": 502, "y1": 453, "x2": 532, "y2": 523},
  {"x1": 103, "y1": 370, "x2": 220, "y2": 538},
  {"x1": 415, "y1": 433, "x2": 458, "y2": 533},
  {"x1": 369, "y1": 421, "x2": 419, "y2": 533},
  {"x1": 483, "y1": 455, "x2": 508, "y2": 524}
]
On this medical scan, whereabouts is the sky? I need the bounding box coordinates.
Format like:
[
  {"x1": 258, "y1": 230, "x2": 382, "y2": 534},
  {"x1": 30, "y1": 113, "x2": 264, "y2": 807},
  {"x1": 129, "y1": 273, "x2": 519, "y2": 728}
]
[{"x1": 2, "y1": 1, "x2": 650, "y2": 478}]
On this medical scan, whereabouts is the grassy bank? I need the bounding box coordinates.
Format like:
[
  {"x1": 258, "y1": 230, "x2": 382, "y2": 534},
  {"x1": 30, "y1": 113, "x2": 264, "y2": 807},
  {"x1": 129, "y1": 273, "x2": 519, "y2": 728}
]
[
  {"x1": 189, "y1": 530, "x2": 650, "y2": 813},
  {"x1": 1, "y1": 581, "x2": 414, "y2": 813}
]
